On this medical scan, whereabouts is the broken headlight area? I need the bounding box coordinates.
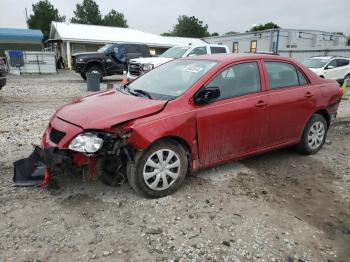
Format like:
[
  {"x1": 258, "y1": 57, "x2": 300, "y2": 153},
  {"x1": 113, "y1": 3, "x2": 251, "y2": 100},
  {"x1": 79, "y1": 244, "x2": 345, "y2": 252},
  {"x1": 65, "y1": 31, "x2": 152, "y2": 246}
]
[{"x1": 13, "y1": 131, "x2": 134, "y2": 188}]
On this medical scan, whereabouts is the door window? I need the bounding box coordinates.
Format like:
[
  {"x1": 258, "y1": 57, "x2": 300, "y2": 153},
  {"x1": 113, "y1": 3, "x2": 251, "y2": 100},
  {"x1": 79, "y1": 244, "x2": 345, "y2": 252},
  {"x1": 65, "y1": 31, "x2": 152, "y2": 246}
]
[
  {"x1": 207, "y1": 62, "x2": 261, "y2": 100},
  {"x1": 337, "y1": 59, "x2": 350, "y2": 67},
  {"x1": 326, "y1": 59, "x2": 337, "y2": 69},
  {"x1": 210, "y1": 46, "x2": 227, "y2": 54},
  {"x1": 265, "y1": 62, "x2": 307, "y2": 89},
  {"x1": 189, "y1": 47, "x2": 207, "y2": 56}
]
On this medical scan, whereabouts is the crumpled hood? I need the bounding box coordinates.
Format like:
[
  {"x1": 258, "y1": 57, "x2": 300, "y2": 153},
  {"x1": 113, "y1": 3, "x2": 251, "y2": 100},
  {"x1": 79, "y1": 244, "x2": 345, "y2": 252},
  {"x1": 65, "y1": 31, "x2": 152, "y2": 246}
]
[
  {"x1": 130, "y1": 57, "x2": 173, "y2": 67},
  {"x1": 56, "y1": 90, "x2": 167, "y2": 130}
]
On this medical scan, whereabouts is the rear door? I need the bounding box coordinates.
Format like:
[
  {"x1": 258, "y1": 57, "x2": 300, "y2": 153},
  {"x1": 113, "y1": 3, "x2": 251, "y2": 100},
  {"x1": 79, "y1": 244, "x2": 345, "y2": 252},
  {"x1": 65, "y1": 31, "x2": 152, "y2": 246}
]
[
  {"x1": 324, "y1": 59, "x2": 346, "y2": 81},
  {"x1": 263, "y1": 61, "x2": 318, "y2": 146},
  {"x1": 196, "y1": 60, "x2": 269, "y2": 166}
]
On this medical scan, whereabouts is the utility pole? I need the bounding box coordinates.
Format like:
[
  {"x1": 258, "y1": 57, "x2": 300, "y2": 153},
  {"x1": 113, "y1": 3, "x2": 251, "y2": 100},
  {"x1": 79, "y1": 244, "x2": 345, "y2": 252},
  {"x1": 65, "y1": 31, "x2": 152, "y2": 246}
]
[{"x1": 25, "y1": 8, "x2": 29, "y2": 28}]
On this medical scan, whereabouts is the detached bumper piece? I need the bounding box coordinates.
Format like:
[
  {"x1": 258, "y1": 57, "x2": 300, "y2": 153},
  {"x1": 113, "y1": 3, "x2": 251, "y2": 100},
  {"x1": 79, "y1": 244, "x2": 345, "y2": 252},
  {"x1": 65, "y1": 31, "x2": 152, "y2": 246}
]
[{"x1": 13, "y1": 146, "x2": 65, "y2": 187}]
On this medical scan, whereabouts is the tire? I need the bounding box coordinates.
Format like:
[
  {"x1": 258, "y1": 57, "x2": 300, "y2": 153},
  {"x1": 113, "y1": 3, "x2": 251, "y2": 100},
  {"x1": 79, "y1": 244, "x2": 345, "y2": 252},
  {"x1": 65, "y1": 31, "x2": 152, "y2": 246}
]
[
  {"x1": 296, "y1": 114, "x2": 328, "y2": 155},
  {"x1": 87, "y1": 66, "x2": 103, "y2": 81},
  {"x1": 80, "y1": 73, "x2": 86, "y2": 80},
  {"x1": 344, "y1": 74, "x2": 350, "y2": 88},
  {"x1": 127, "y1": 140, "x2": 188, "y2": 198}
]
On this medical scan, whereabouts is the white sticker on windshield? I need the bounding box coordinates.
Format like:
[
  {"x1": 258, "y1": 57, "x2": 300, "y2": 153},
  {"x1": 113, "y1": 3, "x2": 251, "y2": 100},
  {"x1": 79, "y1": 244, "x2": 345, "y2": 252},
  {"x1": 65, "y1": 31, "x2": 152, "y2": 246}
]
[{"x1": 183, "y1": 65, "x2": 203, "y2": 73}]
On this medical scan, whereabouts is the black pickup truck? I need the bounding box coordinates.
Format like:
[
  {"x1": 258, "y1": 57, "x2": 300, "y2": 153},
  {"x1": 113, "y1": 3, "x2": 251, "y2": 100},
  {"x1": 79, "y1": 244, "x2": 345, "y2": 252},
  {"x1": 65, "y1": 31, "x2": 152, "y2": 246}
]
[{"x1": 72, "y1": 43, "x2": 150, "y2": 80}]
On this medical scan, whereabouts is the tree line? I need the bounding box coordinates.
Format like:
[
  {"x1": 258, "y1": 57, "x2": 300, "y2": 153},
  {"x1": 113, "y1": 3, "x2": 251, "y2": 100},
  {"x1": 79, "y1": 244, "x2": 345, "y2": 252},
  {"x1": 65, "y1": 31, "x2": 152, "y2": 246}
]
[{"x1": 28, "y1": 0, "x2": 283, "y2": 41}]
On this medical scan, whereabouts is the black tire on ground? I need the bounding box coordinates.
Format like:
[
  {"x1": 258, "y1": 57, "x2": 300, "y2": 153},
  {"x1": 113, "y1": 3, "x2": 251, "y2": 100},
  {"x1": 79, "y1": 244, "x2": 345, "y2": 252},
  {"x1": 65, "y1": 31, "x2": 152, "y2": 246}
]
[
  {"x1": 80, "y1": 73, "x2": 86, "y2": 80},
  {"x1": 86, "y1": 66, "x2": 103, "y2": 81},
  {"x1": 127, "y1": 140, "x2": 188, "y2": 198},
  {"x1": 344, "y1": 74, "x2": 350, "y2": 88},
  {"x1": 296, "y1": 113, "x2": 328, "y2": 155}
]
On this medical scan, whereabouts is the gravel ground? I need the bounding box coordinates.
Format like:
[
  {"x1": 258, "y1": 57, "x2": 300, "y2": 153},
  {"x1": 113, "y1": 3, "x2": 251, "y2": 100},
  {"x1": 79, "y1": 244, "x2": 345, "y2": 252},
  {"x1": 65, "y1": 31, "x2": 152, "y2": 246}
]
[{"x1": 0, "y1": 71, "x2": 350, "y2": 262}]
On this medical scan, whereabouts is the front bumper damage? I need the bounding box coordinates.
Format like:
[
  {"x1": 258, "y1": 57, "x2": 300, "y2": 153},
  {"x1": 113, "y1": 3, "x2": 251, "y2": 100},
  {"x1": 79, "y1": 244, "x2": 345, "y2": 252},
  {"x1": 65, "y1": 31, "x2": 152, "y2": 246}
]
[
  {"x1": 13, "y1": 136, "x2": 134, "y2": 188},
  {"x1": 13, "y1": 146, "x2": 74, "y2": 187}
]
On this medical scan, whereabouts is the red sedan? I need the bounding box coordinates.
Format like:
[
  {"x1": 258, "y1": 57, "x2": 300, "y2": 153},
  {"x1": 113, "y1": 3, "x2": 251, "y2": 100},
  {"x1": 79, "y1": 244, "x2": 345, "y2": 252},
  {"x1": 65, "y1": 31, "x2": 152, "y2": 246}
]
[{"x1": 14, "y1": 54, "x2": 343, "y2": 197}]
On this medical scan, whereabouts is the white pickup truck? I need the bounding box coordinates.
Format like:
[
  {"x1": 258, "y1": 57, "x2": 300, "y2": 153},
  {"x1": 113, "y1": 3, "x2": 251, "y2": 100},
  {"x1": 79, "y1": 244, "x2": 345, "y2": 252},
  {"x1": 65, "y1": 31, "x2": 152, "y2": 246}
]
[
  {"x1": 127, "y1": 44, "x2": 229, "y2": 80},
  {"x1": 302, "y1": 56, "x2": 350, "y2": 86}
]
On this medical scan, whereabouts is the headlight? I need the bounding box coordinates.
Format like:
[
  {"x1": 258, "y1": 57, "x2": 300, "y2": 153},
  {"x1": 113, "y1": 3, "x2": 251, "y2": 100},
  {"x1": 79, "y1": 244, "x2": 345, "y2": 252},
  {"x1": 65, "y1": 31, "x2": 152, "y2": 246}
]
[
  {"x1": 77, "y1": 58, "x2": 84, "y2": 62},
  {"x1": 68, "y1": 133, "x2": 104, "y2": 153},
  {"x1": 142, "y1": 64, "x2": 154, "y2": 71}
]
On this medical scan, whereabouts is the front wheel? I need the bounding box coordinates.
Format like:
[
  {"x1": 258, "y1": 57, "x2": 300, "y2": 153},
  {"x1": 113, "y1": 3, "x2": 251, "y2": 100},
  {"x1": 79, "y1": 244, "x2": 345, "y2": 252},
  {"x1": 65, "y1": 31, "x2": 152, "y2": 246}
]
[
  {"x1": 297, "y1": 114, "x2": 327, "y2": 155},
  {"x1": 87, "y1": 66, "x2": 103, "y2": 81},
  {"x1": 127, "y1": 140, "x2": 188, "y2": 198},
  {"x1": 80, "y1": 73, "x2": 86, "y2": 80}
]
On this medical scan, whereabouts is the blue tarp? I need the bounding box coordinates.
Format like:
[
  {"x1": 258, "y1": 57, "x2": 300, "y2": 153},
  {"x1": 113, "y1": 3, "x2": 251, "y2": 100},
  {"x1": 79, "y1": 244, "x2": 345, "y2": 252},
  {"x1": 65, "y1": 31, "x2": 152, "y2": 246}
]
[{"x1": 0, "y1": 28, "x2": 43, "y2": 41}]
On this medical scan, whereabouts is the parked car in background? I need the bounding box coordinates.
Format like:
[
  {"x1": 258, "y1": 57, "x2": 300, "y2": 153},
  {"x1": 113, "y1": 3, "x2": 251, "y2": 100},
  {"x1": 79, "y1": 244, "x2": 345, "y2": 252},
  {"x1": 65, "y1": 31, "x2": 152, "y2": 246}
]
[
  {"x1": 72, "y1": 43, "x2": 151, "y2": 81},
  {"x1": 127, "y1": 44, "x2": 229, "y2": 80},
  {"x1": 15, "y1": 54, "x2": 343, "y2": 198},
  {"x1": 0, "y1": 58, "x2": 7, "y2": 89},
  {"x1": 302, "y1": 56, "x2": 350, "y2": 86}
]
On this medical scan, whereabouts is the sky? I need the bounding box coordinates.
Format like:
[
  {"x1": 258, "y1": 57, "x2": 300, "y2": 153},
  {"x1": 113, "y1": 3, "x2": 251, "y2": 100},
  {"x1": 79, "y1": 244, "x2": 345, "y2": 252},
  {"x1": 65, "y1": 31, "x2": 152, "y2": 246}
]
[{"x1": 0, "y1": 0, "x2": 349, "y2": 36}]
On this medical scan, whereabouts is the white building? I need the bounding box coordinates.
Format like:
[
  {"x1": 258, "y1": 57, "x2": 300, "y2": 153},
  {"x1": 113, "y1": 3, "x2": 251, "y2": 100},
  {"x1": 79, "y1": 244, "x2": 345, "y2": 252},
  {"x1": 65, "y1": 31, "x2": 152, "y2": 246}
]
[
  {"x1": 48, "y1": 22, "x2": 207, "y2": 68},
  {"x1": 204, "y1": 28, "x2": 350, "y2": 61}
]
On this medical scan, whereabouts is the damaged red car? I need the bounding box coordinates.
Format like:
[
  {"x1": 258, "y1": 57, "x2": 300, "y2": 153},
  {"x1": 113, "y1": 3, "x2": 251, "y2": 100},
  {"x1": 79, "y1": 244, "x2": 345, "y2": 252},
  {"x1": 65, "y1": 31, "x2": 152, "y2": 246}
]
[{"x1": 14, "y1": 54, "x2": 343, "y2": 198}]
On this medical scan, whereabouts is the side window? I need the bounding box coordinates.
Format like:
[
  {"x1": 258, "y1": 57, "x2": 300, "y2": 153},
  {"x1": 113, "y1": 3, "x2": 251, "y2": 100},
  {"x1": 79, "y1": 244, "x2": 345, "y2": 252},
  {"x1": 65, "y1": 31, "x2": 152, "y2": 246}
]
[
  {"x1": 207, "y1": 62, "x2": 261, "y2": 100},
  {"x1": 210, "y1": 47, "x2": 227, "y2": 54},
  {"x1": 126, "y1": 45, "x2": 138, "y2": 53},
  {"x1": 337, "y1": 59, "x2": 350, "y2": 67},
  {"x1": 189, "y1": 47, "x2": 207, "y2": 56},
  {"x1": 327, "y1": 59, "x2": 337, "y2": 68},
  {"x1": 265, "y1": 62, "x2": 300, "y2": 89},
  {"x1": 297, "y1": 70, "x2": 308, "y2": 86}
]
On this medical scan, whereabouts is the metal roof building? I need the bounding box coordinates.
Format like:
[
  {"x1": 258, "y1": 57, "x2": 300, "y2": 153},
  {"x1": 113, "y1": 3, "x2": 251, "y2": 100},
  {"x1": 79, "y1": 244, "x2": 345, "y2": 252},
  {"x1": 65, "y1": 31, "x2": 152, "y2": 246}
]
[
  {"x1": 49, "y1": 22, "x2": 207, "y2": 68},
  {"x1": 0, "y1": 28, "x2": 43, "y2": 56}
]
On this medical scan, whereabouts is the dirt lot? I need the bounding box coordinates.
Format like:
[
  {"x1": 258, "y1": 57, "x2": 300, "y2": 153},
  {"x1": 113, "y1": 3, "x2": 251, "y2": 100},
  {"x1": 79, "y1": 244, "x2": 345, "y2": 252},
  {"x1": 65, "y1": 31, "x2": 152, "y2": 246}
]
[{"x1": 0, "y1": 71, "x2": 350, "y2": 262}]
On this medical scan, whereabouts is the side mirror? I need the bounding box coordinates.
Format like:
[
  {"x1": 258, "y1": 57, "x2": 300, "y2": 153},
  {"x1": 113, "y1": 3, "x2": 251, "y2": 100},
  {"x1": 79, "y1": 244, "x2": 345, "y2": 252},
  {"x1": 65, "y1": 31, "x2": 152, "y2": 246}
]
[
  {"x1": 326, "y1": 65, "x2": 334, "y2": 70},
  {"x1": 195, "y1": 87, "x2": 220, "y2": 104}
]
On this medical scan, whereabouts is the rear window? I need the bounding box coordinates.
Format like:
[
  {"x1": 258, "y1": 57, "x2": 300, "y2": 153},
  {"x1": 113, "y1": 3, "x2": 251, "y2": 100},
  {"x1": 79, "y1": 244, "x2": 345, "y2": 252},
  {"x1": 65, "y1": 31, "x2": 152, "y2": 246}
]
[{"x1": 210, "y1": 46, "x2": 227, "y2": 54}]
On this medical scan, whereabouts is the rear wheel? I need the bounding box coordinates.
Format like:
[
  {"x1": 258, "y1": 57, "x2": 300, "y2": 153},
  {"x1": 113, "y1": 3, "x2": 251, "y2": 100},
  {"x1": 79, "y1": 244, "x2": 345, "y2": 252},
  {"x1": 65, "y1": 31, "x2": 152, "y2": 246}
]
[
  {"x1": 127, "y1": 140, "x2": 188, "y2": 198},
  {"x1": 87, "y1": 66, "x2": 103, "y2": 81},
  {"x1": 344, "y1": 74, "x2": 350, "y2": 88},
  {"x1": 297, "y1": 114, "x2": 327, "y2": 155}
]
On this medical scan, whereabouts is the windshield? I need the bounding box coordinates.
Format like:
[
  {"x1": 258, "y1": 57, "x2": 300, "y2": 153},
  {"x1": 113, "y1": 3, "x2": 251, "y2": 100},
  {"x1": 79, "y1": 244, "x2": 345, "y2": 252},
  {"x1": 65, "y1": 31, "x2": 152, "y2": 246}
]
[
  {"x1": 302, "y1": 58, "x2": 329, "y2": 68},
  {"x1": 127, "y1": 59, "x2": 217, "y2": 100},
  {"x1": 160, "y1": 46, "x2": 190, "y2": 58},
  {"x1": 97, "y1": 44, "x2": 113, "y2": 53}
]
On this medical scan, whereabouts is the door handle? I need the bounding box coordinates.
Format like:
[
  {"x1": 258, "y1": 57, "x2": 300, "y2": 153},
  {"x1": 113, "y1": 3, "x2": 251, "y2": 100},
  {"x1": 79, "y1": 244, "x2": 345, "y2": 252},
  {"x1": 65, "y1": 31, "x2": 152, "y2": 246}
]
[
  {"x1": 304, "y1": 92, "x2": 313, "y2": 98},
  {"x1": 255, "y1": 100, "x2": 268, "y2": 108}
]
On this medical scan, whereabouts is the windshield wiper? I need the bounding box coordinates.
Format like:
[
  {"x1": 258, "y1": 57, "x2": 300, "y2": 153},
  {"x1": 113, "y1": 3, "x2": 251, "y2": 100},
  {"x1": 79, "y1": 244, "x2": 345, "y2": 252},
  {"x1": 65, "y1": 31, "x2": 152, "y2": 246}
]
[{"x1": 132, "y1": 89, "x2": 153, "y2": 99}]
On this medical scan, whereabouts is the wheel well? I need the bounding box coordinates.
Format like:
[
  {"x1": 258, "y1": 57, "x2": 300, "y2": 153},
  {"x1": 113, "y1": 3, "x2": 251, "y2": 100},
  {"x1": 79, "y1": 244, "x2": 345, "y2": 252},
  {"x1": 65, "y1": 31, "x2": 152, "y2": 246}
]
[
  {"x1": 315, "y1": 109, "x2": 330, "y2": 128},
  {"x1": 154, "y1": 136, "x2": 192, "y2": 170},
  {"x1": 86, "y1": 62, "x2": 104, "y2": 73}
]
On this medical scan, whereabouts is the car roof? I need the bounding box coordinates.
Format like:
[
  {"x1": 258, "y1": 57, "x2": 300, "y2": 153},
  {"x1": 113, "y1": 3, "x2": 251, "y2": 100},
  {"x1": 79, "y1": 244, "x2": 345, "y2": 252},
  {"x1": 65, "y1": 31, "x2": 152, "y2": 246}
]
[
  {"x1": 174, "y1": 44, "x2": 227, "y2": 48},
  {"x1": 310, "y1": 56, "x2": 349, "y2": 60},
  {"x1": 185, "y1": 53, "x2": 296, "y2": 63}
]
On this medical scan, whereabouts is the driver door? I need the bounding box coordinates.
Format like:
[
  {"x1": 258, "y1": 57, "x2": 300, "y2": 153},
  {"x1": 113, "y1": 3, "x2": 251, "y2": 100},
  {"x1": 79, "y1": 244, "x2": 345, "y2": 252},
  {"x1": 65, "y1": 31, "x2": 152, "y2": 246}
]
[{"x1": 195, "y1": 61, "x2": 269, "y2": 166}]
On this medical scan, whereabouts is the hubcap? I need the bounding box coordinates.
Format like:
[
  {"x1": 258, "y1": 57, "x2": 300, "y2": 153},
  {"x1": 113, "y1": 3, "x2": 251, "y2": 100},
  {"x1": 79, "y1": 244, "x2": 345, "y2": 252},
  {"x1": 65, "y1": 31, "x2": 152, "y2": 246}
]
[
  {"x1": 143, "y1": 149, "x2": 181, "y2": 191},
  {"x1": 307, "y1": 121, "x2": 325, "y2": 150}
]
